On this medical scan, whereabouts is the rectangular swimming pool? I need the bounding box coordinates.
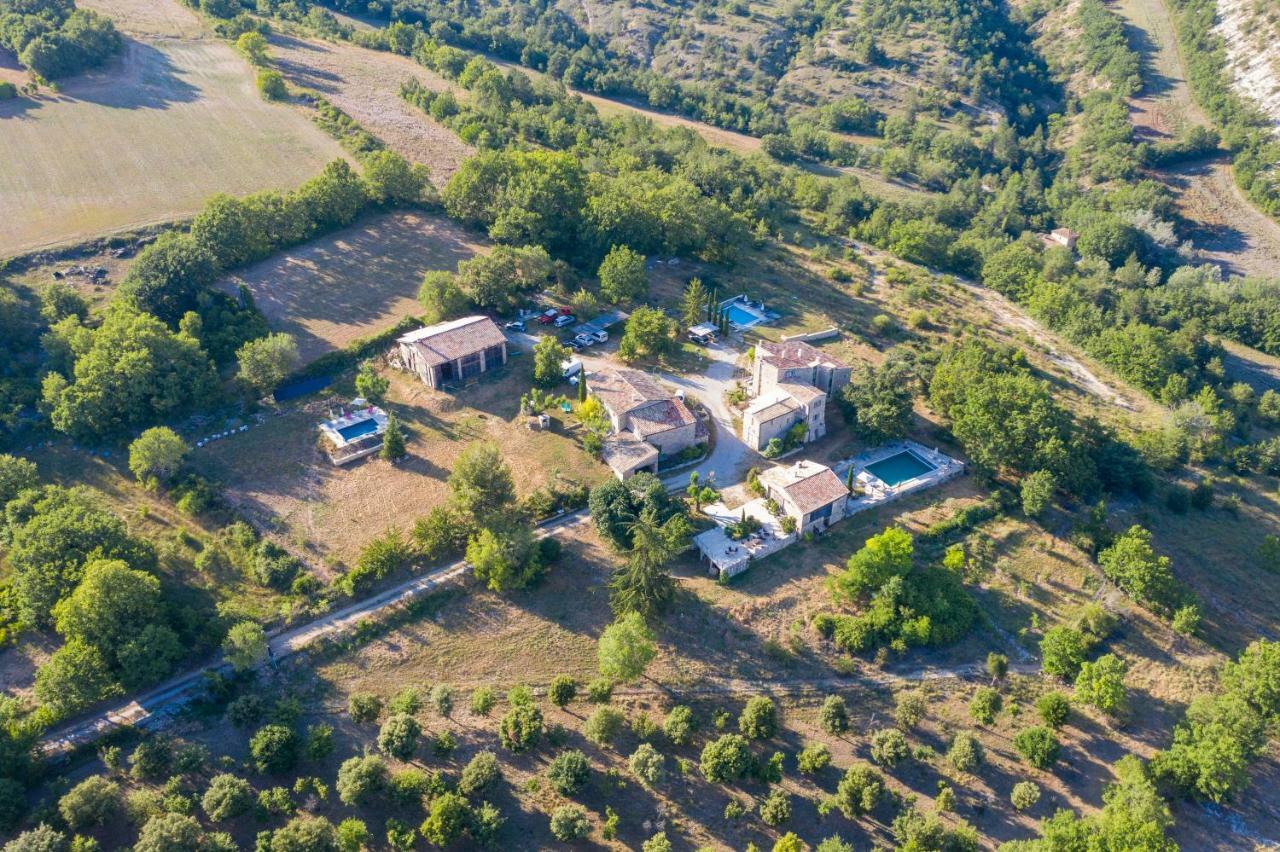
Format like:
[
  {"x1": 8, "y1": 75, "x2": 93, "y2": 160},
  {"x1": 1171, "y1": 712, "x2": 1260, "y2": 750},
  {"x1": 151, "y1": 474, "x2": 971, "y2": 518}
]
[
  {"x1": 725, "y1": 304, "x2": 762, "y2": 326},
  {"x1": 865, "y1": 450, "x2": 936, "y2": 486},
  {"x1": 337, "y1": 417, "x2": 380, "y2": 442}
]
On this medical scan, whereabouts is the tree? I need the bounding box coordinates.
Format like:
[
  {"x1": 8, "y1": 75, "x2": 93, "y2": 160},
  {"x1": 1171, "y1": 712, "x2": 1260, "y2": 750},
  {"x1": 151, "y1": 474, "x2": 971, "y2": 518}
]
[
  {"x1": 202, "y1": 774, "x2": 254, "y2": 822},
  {"x1": 361, "y1": 150, "x2": 428, "y2": 207},
  {"x1": 532, "y1": 335, "x2": 571, "y2": 387},
  {"x1": 222, "y1": 621, "x2": 268, "y2": 672},
  {"x1": 700, "y1": 734, "x2": 752, "y2": 783},
  {"x1": 58, "y1": 776, "x2": 119, "y2": 829},
  {"x1": 663, "y1": 705, "x2": 694, "y2": 745},
  {"x1": 448, "y1": 442, "x2": 515, "y2": 518},
  {"x1": 548, "y1": 675, "x2": 577, "y2": 708},
  {"x1": 1037, "y1": 692, "x2": 1071, "y2": 728},
  {"x1": 1011, "y1": 780, "x2": 1041, "y2": 811},
  {"x1": 420, "y1": 792, "x2": 469, "y2": 846},
  {"x1": 336, "y1": 756, "x2": 388, "y2": 806},
  {"x1": 235, "y1": 30, "x2": 268, "y2": 64},
  {"x1": 739, "y1": 696, "x2": 778, "y2": 740},
  {"x1": 583, "y1": 706, "x2": 625, "y2": 746},
  {"x1": 968, "y1": 687, "x2": 1002, "y2": 725},
  {"x1": 335, "y1": 819, "x2": 369, "y2": 852},
  {"x1": 834, "y1": 763, "x2": 884, "y2": 818},
  {"x1": 830, "y1": 526, "x2": 913, "y2": 603},
  {"x1": 680, "y1": 278, "x2": 709, "y2": 327},
  {"x1": 498, "y1": 703, "x2": 542, "y2": 752},
  {"x1": 894, "y1": 691, "x2": 927, "y2": 729},
  {"x1": 1014, "y1": 726, "x2": 1060, "y2": 769},
  {"x1": 589, "y1": 473, "x2": 680, "y2": 551},
  {"x1": 34, "y1": 640, "x2": 119, "y2": 716},
  {"x1": 759, "y1": 789, "x2": 792, "y2": 826},
  {"x1": 1021, "y1": 469, "x2": 1056, "y2": 518},
  {"x1": 380, "y1": 414, "x2": 407, "y2": 461},
  {"x1": 947, "y1": 732, "x2": 983, "y2": 773},
  {"x1": 598, "y1": 245, "x2": 647, "y2": 304},
  {"x1": 987, "y1": 652, "x2": 1009, "y2": 681},
  {"x1": 618, "y1": 306, "x2": 677, "y2": 363},
  {"x1": 377, "y1": 714, "x2": 421, "y2": 760},
  {"x1": 3, "y1": 826, "x2": 68, "y2": 852},
  {"x1": 546, "y1": 750, "x2": 590, "y2": 795},
  {"x1": 869, "y1": 728, "x2": 909, "y2": 767},
  {"x1": 458, "y1": 751, "x2": 500, "y2": 796},
  {"x1": 354, "y1": 364, "x2": 389, "y2": 403},
  {"x1": 0, "y1": 454, "x2": 38, "y2": 507},
  {"x1": 128, "y1": 427, "x2": 189, "y2": 485},
  {"x1": 644, "y1": 833, "x2": 674, "y2": 852},
  {"x1": 774, "y1": 834, "x2": 807, "y2": 852},
  {"x1": 629, "y1": 743, "x2": 666, "y2": 786},
  {"x1": 465, "y1": 519, "x2": 544, "y2": 593},
  {"x1": 250, "y1": 724, "x2": 300, "y2": 774},
  {"x1": 118, "y1": 232, "x2": 216, "y2": 323},
  {"x1": 417, "y1": 271, "x2": 469, "y2": 323},
  {"x1": 453, "y1": 245, "x2": 552, "y2": 312},
  {"x1": 819, "y1": 695, "x2": 849, "y2": 734},
  {"x1": 270, "y1": 816, "x2": 337, "y2": 852},
  {"x1": 133, "y1": 813, "x2": 229, "y2": 852},
  {"x1": 1017, "y1": 755, "x2": 1174, "y2": 850},
  {"x1": 597, "y1": 612, "x2": 657, "y2": 682},
  {"x1": 1075, "y1": 653, "x2": 1129, "y2": 716},
  {"x1": 548, "y1": 804, "x2": 590, "y2": 842},
  {"x1": 797, "y1": 742, "x2": 832, "y2": 774},
  {"x1": 1077, "y1": 215, "x2": 1140, "y2": 267},
  {"x1": 1151, "y1": 693, "x2": 1262, "y2": 803},
  {"x1": 1040, "y1": 626, "x2": 1090, "y2": 679},
  {"x1": 257, "y1": 68, "x2": 287, "y2": 99},
  {"x1": 839, "y1": 360, "x2": 915, "y2": 441},
  {"x1": 1098, "y1": 526, "x2": 1179, "y2": 610},
  {"x1": 609, "y1": 509, "x2": 689, "y2": 618},
  {"x1": 1221, "y1": 639, "x2": 1280, "y2": 717},
  {"x1": 237, "y1": 333, "x2": 299, "y2": 396}
]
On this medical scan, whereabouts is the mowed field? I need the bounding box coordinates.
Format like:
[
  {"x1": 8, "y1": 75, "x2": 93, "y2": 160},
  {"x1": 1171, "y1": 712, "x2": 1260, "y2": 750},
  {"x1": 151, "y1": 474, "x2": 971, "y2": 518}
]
[
  {"x1": 270, "y1": 35, "x2": 474, "y2": 184},
  {"x1": 0, "y1": 37, "x2": 345, "y2": 256},
  {"x1": 221, "y1": 210, "x2": 485, "y2": 362}
]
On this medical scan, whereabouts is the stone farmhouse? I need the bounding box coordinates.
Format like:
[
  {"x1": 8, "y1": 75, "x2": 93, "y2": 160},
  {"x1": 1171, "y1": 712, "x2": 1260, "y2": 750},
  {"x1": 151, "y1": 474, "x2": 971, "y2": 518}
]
[
  {"x1": 397, "y1": 316, "x2": 507, "y2": 390},
  {"x1": 742, "y1": 339, "x2": 851, "y2": 453},
  {"x1": 758, "y1": 459, "x2": 851, "y2": 534},
  {"x1": 588, "y1": 367, "x2": 705, "y2": 479}
]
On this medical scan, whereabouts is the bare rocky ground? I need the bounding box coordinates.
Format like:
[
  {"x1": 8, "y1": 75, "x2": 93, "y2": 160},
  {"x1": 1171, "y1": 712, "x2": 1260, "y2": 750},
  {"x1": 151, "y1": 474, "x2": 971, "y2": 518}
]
[{"x1": 1215, "y1": 0, "x2": 1280, "y2": 132}]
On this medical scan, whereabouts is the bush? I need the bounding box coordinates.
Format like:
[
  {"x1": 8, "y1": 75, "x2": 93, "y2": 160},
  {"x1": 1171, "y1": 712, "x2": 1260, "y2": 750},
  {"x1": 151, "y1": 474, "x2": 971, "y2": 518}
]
[
  {"x1": 663, "y1": 705, "x2": 695, "y2": 745},
  {"x1": 499, "y1": 703, "x2": 543, "y2": 752},
  {"x1": 202, "y1": 774, "x2": 254, "y2": 822},
  {"x1": 894, "y1": 691, "x2": 927, "y2": 730},
  {"x1": 546, "y1": 750, "x2": 590, "y2": 795},
  {"x1": 869, "y1": 728, "x2": 910, "y2": 767},
  {"x1": 429, "y1": 683, "x2": 453, "y2": 716},
  {"x1": 582, "y1": 705, "x2": 625, "y2": 746},
  {"x1": 548, "y1": 675, "x2": 577, "y2": 708},
  {"x1": 347, "y1": 693, "x2": 381, "y2": 724},
  {"x1": 458, "y1": 751, "x2": 501, "y2": 797},
  {"x1": 586, "y1": 678, "x2": 614, "y2": 703},
  {"x1": 947, "y1": 732, "x2": 983, "y2": 773},
  {"x1": 629, "y1": 743, "x2": 666, "y2": 786},
  {"x1": 335, "y1": 755, "x2": 387, "y2": 806},
  {"x1": 387, "y1": 687, "x2": 422, "y2": 715},
  {"x1": 759, "y1": 789, "x2": 792, "y2": 826},
  {"x1": 969, "y1": 687, "x2": 1002, "y2": 725},
  {"x1": 700, "y1": 734, "x2": 752, "y2": 783},
  {"x1": 257, "y1": 69, "x2": 287, "y2": 100},
  {"x1": 377, "y1": 714, "x2": 421, "y2": 760},
  {"x1": 797, "y1": 742, "x2": 832, "y2": 774},
  {"x1": 59, "y1": 776, "x2": 120, "y2": 829},
  {"x1": 421, "y1": 792, "x2": 469, "y2": 846},
  {"x1": 1037, "y1": 692, "x2": 1071, "y2": 728},
  {"x1": 250, "y1": 725, "x2": 300, "y2": 774},
  {"x1": 1040, "y1": 626, "x2": 1090, "y2": 679},
  {"x1": 1011, "y1": 780, "x2": 1041, "y2": 811},
  {"x1": 1014, "y1": 727, "x2": 1061, "y2": 769},
  {"x1": 819, "y1": 695, "x2": 849, "y2": 734},
  {"x1": 642, "y1": 833, "x2": 673, "y2": 852},
  {"x1": 738, "y1": 696, "x2": 778, "y2": 739},
  {"x1": 470, "y1": 686, "x2": 496, "y2": 716},
  {"x1": 548, "y1": 804, "x2": 590, "y2": 841},
  {"x1": 834, "y1": 763, "x2": 884, "y2": 818}
]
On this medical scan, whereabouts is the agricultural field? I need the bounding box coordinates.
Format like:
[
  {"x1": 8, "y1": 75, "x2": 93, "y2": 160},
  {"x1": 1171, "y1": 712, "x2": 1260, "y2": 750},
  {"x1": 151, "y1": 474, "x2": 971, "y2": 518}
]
[
  {"x1": 268, "y1": 35, "x2": 474, "y2": 184},
  {"x1": 221, "y1": 211, "x2": 485, "y2": 363},
  {"x1": 0, "y1": 34, "x2": 345, "y2": 257}
]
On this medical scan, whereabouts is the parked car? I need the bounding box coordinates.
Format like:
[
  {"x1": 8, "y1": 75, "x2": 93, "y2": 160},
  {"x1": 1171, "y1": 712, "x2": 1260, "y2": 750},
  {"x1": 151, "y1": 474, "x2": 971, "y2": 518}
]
[
  {"x1": 536, "y1": 309, "x2": 559, "y2": 325},
  {"x1": 558, "y1": 306, "x2": 573, "y2": 315},
  {"x1": 573, "y1": 332, "x2": 594, "y2": 347},
  {"x1": 567, "y1": 339, "x2": 585, "y2": 351},
  {"x1": 554, "y1": 314, "x2": 576, "y2": 328},
  {"x1": 504, "y1": 320, "x2": 525, "y2": 332},
  {"x1": 590, "y1": 329, "x2": 608, "y2": 343}
]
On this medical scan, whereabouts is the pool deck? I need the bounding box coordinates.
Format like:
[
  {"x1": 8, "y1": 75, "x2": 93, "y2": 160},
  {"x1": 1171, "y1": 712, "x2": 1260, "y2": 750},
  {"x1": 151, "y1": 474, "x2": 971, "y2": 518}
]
[
  {"x1": 720, "y1": 294, "x2": 779, "y2": 331},
  {"x1": 319, "y1": 403, "x2": 389, "y2": 465}
]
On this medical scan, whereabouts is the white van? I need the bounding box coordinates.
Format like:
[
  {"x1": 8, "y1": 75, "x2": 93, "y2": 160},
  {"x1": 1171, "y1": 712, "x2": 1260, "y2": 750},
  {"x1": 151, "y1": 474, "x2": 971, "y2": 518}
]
[{"x1": 561, "y1": 358, "x2": 583, "y2": 379}]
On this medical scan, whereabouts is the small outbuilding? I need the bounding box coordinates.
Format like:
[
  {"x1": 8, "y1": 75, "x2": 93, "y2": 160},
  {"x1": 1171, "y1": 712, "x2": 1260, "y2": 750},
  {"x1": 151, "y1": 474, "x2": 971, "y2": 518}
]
[{"x1": 398, "y1": 316, "x2": 508, "y2": 390}]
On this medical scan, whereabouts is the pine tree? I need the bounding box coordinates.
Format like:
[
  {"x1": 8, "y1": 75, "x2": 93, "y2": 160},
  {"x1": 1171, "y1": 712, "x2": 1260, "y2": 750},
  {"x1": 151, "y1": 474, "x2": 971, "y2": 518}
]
[
  {"x1": 381, "y1": 414, "x2": 407, "y2": 461},
  {"x1": 681, "y1": 278, "x2": 709, "y2": 328},
  {"x1": 609, "y1": 509, "x2": 690, "y2": 619}
]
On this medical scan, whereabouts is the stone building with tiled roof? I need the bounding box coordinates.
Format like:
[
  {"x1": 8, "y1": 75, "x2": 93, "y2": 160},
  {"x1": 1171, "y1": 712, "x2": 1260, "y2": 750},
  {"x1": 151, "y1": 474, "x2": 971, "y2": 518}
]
[
  {"x1": 758, "y1": 459, "x2": 850, "y2": 534},
  {"x1": 397, "y1": 316, "x2": 507, "y2": 389},
  {"x1": 589, "y1": 367, "x2": 705, "y2": 479},
  {"x1": 742, "y1": 340, "x2": 849, "y2": 453}
]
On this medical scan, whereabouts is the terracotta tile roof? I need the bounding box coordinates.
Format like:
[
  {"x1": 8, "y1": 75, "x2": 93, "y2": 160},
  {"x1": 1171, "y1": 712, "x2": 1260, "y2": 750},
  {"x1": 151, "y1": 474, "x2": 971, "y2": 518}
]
[
  {"x1": 602, "y1": 433, "x2": 659, "y2": 475},
  {"x1": 588, "y1": 368, "x2": 673, "y2": 417},
  {"x1": 398, "y1": 316, "x2": 506, "y2": 367},
  {"x1": 757, "y1": 339, "x2": 848, "y2": 371},
  {"x1": 630, "y1": 398, "x2": 696, "y2": 436},
  {"x1": 761, "y1": 460, "x2": 848, "y2": 515}
]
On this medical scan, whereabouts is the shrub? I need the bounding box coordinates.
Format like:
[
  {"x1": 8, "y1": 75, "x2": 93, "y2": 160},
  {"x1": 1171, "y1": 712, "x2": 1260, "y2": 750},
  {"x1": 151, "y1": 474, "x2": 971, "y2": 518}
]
[
  {"x1": 834, "y1": 763, "x2": 884, "y2": 818},
  {"x1": 700, "y1": 734, "x2": 752, "y2": 783},
  {"x1": 819, "y1": 695, "x2": 849, "y2": 734},
  {"x1": 389, "y1": 768, "x2": 442, "y2": 807},
  {"x1": 738, "y1": 696, "x2": 778, "y2": 739},
  {"x1": 946, "y1": 732, "x2": 983, "y2": 773},
  {"x1": 336, "y1": 819, "x2": 369, "y2": 852},
  {"x1": 347, "y1": 693, "x2": 381, "y2": 724},
  {"x1": 499, "y1": 703, "x2": 543, "y2": 752},
  {"x1": 201, "y1": 774, "x2": 254, "y2": 822},
  {"x1": 1011, "y1": 780, "x2": 1041, "y2": 811},
  {"x1": 546, "y1": 750, "x2": 590, "y2": 795},
  {"x1": 1014, "y1": 727, "x2": 1061, "y2": 769},
  {"x1": 663, "y1": 705, "x2": 695, "y2": 745},
  {"x1": 894, "y1": 691, "x2": 927, "y2": 729},
  {"x1": 797, "y1": 742, "x2": 832, "y2": 774},
  {"x1": 548, "y1": 675, "x2": 577, "y2": 707},
  {"x1": 256, "y1": 69, "x2": 287, "y2": 100},
  {"x1": 869, "y1": 728, "x2": 910, "y2": 767},
  {"x1": 421, "y1": 792, "x2": 470, "y2": 846},
  {"x1": 969, "y1": 687, "x2": 1002, "y2": 725},
  {"x1": 987, "y1": 652, "x2": 1009, "y2": 680},
  {"x1": 250, "y1": 725, "x2": 300, "y2": 774},
  {"x1": 388, "y1": 687, "x2": 422, "y2": 715},
  {"x1": 458, "y1": 751, "x2": 501, "y2": 796},
  {"x1": 335, "y1": 756, "x2": 388, "y2": 807},
  {"x1": 629, "y1": 743, "x2": 666, "y2": 786},
  {"x1": 470, "y1": 686, "x2": 497, "y2": 716},
  {"x1": 548, "y1": 804, "x2": 590, "y2": 841},
  {"x1": 586, "y1": 678, "x2": 614, "y2": 703},
  {"x1": 1037, "y1": 692, "x2": 1071, "y2": 728},
  {"x1": 642, "y1": 833, "x2": 673, "y2": 852},
  {"x1": 59, "y1": 776, "x2": 120, "y2": 829},
  {"x1": 583, "y1": 706, "x2": 625, "y2": 746},
  {"x1": 377, "y1": 714, "x2": 421, "y2": 760},
  {"x1": 759, "y1": 789, "x2": 792, "y2": 826},
  {"x1": 429, "y1": 684, "x2": 454, "y2": 716}
]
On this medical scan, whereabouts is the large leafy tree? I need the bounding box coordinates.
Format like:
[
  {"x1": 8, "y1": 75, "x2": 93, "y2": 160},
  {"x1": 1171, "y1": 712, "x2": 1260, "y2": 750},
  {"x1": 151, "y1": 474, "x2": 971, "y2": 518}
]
[
  {"x1": 453, "y1": 245, "x2": 552, "y2": 313},
  {"x1": 588, "y1": 473, "x2": 680, "y2": 551},
  {"x1": 830, "y1": 526, "x2": 914, "y2": 603},
  {"x1": 618, "y1": 306, "x2": 677, "y2": 363},
  {"x1": 597, "y1": 245, "x2": 647, "y2": 304},
  {"x1": 447, "y1": 441, "x2": 515, "y2": 519},
  {"x1": 597, "y1": 612, "x2": 657, "y2": 682},
  {"x1": 237, "y1": 333, "x2": 300, "y2": 396},
  {"x1": 839, "y1": 359, "x2": 915, "y2": 441},
  {"x1": 608, "y1": 509, "x2": 690, "y2": 619},
  {"x1": 1097, "y1": 526, "x2": 1180, "y2": 612},
  {"x1": 117, "y1": 232, "x2": 217, "y2": 324}
]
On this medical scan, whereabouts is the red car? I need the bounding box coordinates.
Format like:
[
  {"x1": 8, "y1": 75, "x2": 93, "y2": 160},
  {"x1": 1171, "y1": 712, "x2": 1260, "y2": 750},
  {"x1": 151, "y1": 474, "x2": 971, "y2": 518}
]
[{"x1": 535, "y1": 309, "x2": 560, "y2": 325}]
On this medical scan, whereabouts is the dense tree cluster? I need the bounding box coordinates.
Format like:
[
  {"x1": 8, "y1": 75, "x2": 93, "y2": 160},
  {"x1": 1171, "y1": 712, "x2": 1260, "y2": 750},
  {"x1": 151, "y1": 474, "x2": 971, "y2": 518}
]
[{"x1": 0, "y1": 0, "x2": 121, "y2": 80}]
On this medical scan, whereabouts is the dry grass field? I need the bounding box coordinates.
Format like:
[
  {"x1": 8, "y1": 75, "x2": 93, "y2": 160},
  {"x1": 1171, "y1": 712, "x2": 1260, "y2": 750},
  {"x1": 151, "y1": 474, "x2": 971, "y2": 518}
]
[
  {"x1": 0, "y1": 36, "x2": 345, "y2": 257},
  {"x1": 189, "y1": 362, "x2": 609, "y2": 569},
  {"x1": 269, "y1": 35, "x2": 474, "y2": 184},
  {"x1": 221, "y1": 211, "x2": 485, "y2": 362}
]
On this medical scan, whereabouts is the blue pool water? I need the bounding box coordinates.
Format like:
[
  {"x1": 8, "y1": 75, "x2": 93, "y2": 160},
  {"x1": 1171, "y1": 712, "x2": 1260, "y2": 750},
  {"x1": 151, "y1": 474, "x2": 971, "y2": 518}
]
[
  {"x1": 337, "y1": 418, "x2": 380, "y2": 442},
  {"x1": 865, "y1": 451, "x2": 935, "y2": 486},
  {"x1": 725, "y1": 304, "x2": 762, "y2": 326}
]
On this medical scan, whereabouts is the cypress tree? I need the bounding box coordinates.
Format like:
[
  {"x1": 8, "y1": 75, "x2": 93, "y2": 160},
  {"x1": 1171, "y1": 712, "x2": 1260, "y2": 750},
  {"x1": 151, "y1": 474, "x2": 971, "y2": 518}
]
[
  {"x1": 578, "y1": 373, "x2": 587, "y2": 403},
  {"x1": 381, "y1": 414, "x2": 407, "y2": 460}
]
